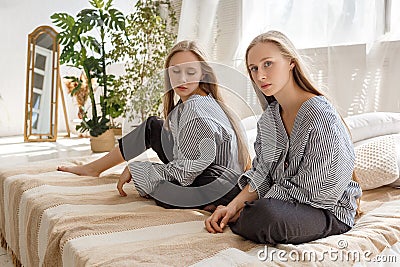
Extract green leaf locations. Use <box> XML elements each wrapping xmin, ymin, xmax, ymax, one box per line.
<box><xmin>77</xmin><ymin>9</ymin><xmax>100</xmax><ymax>32</ymax></box>
<box><xmin>59</xmin><ymin>44</ymin><xmax>77</xmax><ymax>65</ymax></box>
<box><xmin>83</xmin><ymin>56</ymin><xmax>100</xmax><ymax>72</ymax></box>
<box><xmin>89</xmin><ymin>0</ymin><xmax>104</xmax><ymax>9</ymax></box>
<box><xmin>104</xmin><ymin>9</ymin><xmax>125</xmax><ymax>31</ymax></box>
<box><xmin>88</xmin><ymin>116</ymin><xmax>110</xmax><ymax>136</ymax></box>
<box><xmin>104</xmin><ymin>0</ymin><xmax>113</xmax><ymax>10</ymax></box>
<box><xmin>82</xmin><ymin>36</ymin><xmax>101</xmax><ymax>54</ymax></box>
<box><xmin>51</xmin><ymin>13</ymin><xmax>75</xmax><ymax>30</ymax></box>
<box><xmin>64</xmin><ymin>76</ymin><xmax>79</xmax><ymax>81</ymax></box>
<box><xmin>70</xmin><ymin>82</ymin><xmax>83</xmax><ymax>96</ymax></box>
<box><xmin>57</xmin><ymin>31</ymin><xmax>75</xmax><ymax>46</ymax></box>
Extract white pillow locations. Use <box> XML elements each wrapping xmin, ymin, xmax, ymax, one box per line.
<box><xmin>388</xmin><ymin>134</ymin><xmax>400</xmax><ymax>188</ymax></box>
<box><xmin>241</xmin><ymin>115</ymin><xmax>260</xmax><ymax>159</ymax></box>
<box><xmin>245</xmin><ymin>128</ymin><xmax>257</xmax><ymax>159</ymax></box>
<box><xmin>344</xmin><ymin>112</ymin><xmax>400</xmax><ymax>143</ymax></box>
<box><xmin>354</xmin><ymin>134</ymin><xmax>400</xmax><ymax>190</ymax></box>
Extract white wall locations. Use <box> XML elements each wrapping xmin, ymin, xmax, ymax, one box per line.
<box><xmin>0</xmin><ymin>0</ymin><xmax>134</xmax><ymax>137</ymax></box>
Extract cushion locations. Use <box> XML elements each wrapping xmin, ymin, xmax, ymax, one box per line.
<box><xmin>245</xmin><ymin>128</ymin><xmax>257</xmax><ymax>159</ymax></box>
<box><xmin>241</xmin><ymin>115</ymin><xmax>260</xmax><ymax>159</ymax></box>
<box><xmin>354</xmin><ymin>134</ymin><xmax>400</xmax><ymax>190</ymax></box>
<box><xmin>388</xmin><ymin>134</ymin><xmax>400</xmax><ymax>188</ymax></box>
<box><xmin>344</xmin><ymin>112</ymin><xmax>400</xmax><ymax>143</ymax></box>
<box><xmin>240</xmin><ymin>115</ymin><xmax>260</xmax><ymax>131</ymax></box>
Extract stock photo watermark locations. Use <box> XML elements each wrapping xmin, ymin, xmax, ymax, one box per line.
<box><xmin>257</xmin><ymin>239</ymin><xmax>398</xmax><ymax>263</ymax></box>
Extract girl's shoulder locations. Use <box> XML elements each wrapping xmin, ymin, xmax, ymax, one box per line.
<box><xmin>182</xmin><ymin>94</ymin><xmax>220</xmax><ymax>114</ymax></box>
<box><xmin>181</xmin><ymin>94</ymin><xmax>232</xmax><ymax>128</ymax></box>
<box><xmin>301</xmin><ymin>96</ymin><xmax>346</xmax><ymax>132</ymax></box>
<box><xmin>307</xmin><ymin>96</ymin><xmax>339</xmax><ymax>120</ymax></box>
<box><xmin>184</xmin><ymin>94</ymin><xmax>216</xmax><ymax>105</ymax></box>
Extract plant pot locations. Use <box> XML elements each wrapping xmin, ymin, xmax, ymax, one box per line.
<box><xmin>90</xmin><ymin>129</ymin><xmax>115</xmax><ymax>153</ymax></box>
<box><xmin>112</xmin><ymin>127</ymin><xmax>122</xmax><ymax>137</ymax></box>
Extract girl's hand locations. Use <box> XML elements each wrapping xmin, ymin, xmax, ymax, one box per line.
<box><xmin>205</xmin><ymin>184</ymin><xmax>256</xmax><ymax>233</ymax></box>
<box><xmin>117</xmin><ymin>166</ymin><xmax>132</xmax><ymax>196</ymax></box>
<box><xmin>204</xmin><ymin>205</ymin><xmax>241</xmax><ymax>233</ymax></box>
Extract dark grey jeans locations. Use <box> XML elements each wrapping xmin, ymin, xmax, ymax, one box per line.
<box><xmin>118</xmin><ymin>116</ymin><xmax>173</xmax><ymax>164</ymax></box>
<box><xmin>230</xmin><ymin>198</ymin><xmax>351</xmax><ymax>245</ymax></box>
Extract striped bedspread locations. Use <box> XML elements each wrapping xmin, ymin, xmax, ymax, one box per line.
<box><xmin>1</xmin><ymin>156</ymin><xmax>400</xmax><ymax>267</ymax></box>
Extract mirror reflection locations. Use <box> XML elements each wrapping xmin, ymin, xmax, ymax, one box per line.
<box><xmin>24</xmin><ymin>25</ymin><xmax>60</xmax><ymax>141</ymax></box>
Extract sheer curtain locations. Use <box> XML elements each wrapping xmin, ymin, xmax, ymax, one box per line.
<box><xmin>177</xmin><ymin>0</ymin><xmax>400</xmax><ymax>116</ymax></box>
<box><xmin>177</xmin><ymin>0</ymin><xmax>241</xmax><ymax>64</ymax></box>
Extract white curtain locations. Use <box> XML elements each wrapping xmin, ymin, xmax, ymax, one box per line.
<box><xmin>178</xmin><ymin>0</ymin><xmax>219</xmax><ymax>53</ymax></box>
<box><xmin>177</xmin><ymin>0</ymin><xmax>242</xmax><ymax>64</ymax></box>
<box><xmin>177</xmin><ymin>0</ymin><xmax>400</xmax><ymax>116</ymax></box>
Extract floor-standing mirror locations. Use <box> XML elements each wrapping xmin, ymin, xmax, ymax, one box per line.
<box><xmin>24</xmin><ymin>25</ymin><xmax>69</xmax><ymax>142</ymax></box>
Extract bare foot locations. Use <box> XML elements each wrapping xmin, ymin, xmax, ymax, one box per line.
<box><xmin>57</xmin><ymin>165</ymin><xmax>101</xmax><ymax>177</ymax></box>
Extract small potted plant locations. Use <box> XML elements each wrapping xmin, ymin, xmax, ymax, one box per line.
<box><xmin>51</xmin><ymin>0</ymin><xmax>125</xmax><ymax>152</ymax></box>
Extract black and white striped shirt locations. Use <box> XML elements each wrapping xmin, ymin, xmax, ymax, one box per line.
<box><xmin>129</xmin><ymin>94</ymin><xmax>240</xmax><ymax>196</ymax></box>
<box><xmin>239</xmin><ymin>96</ymin><xmax>362</xmax><ymax>227</ymax></box>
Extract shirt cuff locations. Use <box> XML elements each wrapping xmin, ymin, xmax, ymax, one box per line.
<box><xmin>238</xmin><ymin>173</ymin><xmax>264</xmax><ymax>199</ymax></box>
<box><xmin>127</xmin><ymin>161</ymin><xmax>152</xmax><ymax>196</ymax></box>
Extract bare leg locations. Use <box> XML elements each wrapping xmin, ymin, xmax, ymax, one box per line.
<box><xmin>57</xmin><ymin>146</ymin><xmax>125</xmax><ymax>177</ymax></box>
<box><xmin>57</xmin><ymin>118</ymin><xmax>166</xmax><ymax>177</ymax></box>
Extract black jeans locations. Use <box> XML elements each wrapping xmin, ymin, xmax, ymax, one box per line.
<box><xmin>230</xmin><ymin>198</ymin><xmax>351</xmax><ymax>245</ymax></box>
<box><xmin>118</xmin><ymin>116</ymin><xmax>241</xmax><ymax>209</ymax></box>
<box><xmin>118</xmin><ymin>116</ymin><xmax>173</xmax><ymax>164</ymax></box>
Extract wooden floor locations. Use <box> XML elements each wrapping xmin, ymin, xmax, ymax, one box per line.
<box><xmin>0</xmin><ymin>134</ymin><xmax>93</xmax><ymax>168</ymax></box>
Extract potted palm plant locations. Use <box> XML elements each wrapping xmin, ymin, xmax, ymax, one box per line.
<box><xmin>51</xmin><ymin>0</ymin><xmax>125</xmax><ymax>152</ymax></box>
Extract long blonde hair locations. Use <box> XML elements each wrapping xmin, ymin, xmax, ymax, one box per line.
<box><xmin>246</xmin><ymin>31</ymin><xmax>362</xmax><ymax>216</ymax></box>
<box><xmin>163</xmin><ymin>40</ymin><xmax>251</xmax><ymax>171</ymax></box>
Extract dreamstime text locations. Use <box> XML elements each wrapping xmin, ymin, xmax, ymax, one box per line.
<box><xmin>257</xmin><ymin>240</ymin><xmax>398</xmax><ymax>263</ymax></box>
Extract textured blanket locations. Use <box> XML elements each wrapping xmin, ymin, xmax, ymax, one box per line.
<box><xmin>1</xmin><ymin>156</ymin><xmax>400</xmax><ymax>266</ymax></box>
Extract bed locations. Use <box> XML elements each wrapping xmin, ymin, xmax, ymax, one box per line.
<box><xmin>1</xmin><ymin>112</ymin><xmax>400</xmax><ymax>267</ymax></box>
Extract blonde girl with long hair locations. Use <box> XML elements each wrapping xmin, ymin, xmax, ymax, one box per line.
<box><xmin>58</xmin><ymin>40</ymin><xmax>250</xmax><ymax>210</ymax></box>
<box><xmin>205</xmin><ymin>31</ymin><xmax>362</xmax><ymax>245</ymax></box>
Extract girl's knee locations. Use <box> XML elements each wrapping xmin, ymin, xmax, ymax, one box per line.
<box><xmin>230</xmin><ymin>198</ymin><xmax>291</xmax><ymax>244</ymax></box>
<box><xmin>247</xmin><ymin>198</ymin><xmax>286</xmax><ymax>221</ymax></box>
<box><xmin>145</xmin><ymin>116</ymin><xmax>160</xmax><ymax>127</ymax></box>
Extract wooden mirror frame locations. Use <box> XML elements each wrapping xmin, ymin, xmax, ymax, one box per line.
<box><xmin>24</xmin><ymin>25</ymin><xmax>66</xmax><ymax>142</ymax></box>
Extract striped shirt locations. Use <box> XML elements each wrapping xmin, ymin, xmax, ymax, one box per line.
<box><xmin>238</xmin><ymin>96</ymin><xmax>362</xmax><ymax>227</ymax></box>
<box><xmin>129</xmin><ymin>94</ymin><xmax>240</xmax><ymax>196</ymax></box>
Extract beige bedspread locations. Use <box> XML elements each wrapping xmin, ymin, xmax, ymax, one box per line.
<box><xmin>1</xmin><ymin>156</ymin><xmax>400</xmax><ymax>267</ymax></box>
